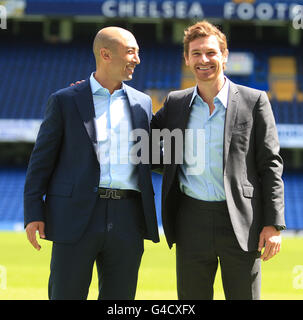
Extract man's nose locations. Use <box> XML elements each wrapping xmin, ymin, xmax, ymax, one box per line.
<box><xmin>134</xmin><ymin>52</ymin><xmax>140</xmax><ymax>65</ymax></box>
<box><xmin>200</xmin><ymin>54</ymin><xmax>209</xmax><ymax>64</ymax></box>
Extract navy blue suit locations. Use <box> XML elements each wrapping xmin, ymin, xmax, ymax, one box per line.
<box><xmin>24</xmin><ymin>79</ymin><xmax>159</xmax><ymax>299</ymax></box>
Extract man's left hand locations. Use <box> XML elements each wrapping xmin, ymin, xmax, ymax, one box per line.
<box><xmin>258</xmin><ymin>226</ymin><xmax>281</xmax><ymax>261</ymax></box>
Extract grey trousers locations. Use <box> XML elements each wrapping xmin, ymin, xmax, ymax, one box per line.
<box><xmin>175</xmin><ymin>193</ymin><xmax>261</xmax><ymax>300</ymax></box>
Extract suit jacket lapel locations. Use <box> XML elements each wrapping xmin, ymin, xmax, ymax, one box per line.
<box><xmin>168</xmin><ymin>87</ymin><xmax>194</xmax><ymax>134</ymax></box>
<box><xmin>170</xmin><ymin>88</ymin><xmax>194</xmax><ymax>176</ymax></box>
<box><xmin>124</xmin><ymin>84</ymin><xmax>141</xmax><ymax>130</ymax></box>
<box><xmin>180</xmin><ymin>89</ymin><xmax>195</xmax><ymax>132</ymax></box>
<box><xmin>223</xmin><ymin>81</ymin><xmax>239</xmax><ymax>172</ymax></box>
<box><xmin>73</xmin><ymin>79</ymin><xmax>99</xmax><ymax>159</ymax></box>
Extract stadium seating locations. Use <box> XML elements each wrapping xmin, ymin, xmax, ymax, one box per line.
<box><xmin>0</xmin><ymin>41</ymin><xmax>182</xmax><ymax>119</ymax></box>
<box><xmin>0</xmin><ymin>168</ymin><xmax>164</xmax><ymax>230</ymax></box>
<box><xmin>0</xmin><ymin>41</ymin><xmax>95</xmax><ymax>119</ymax></box>
<box><xmin>283</xmin><ymin>172</ymin><xmax>303</xmax><ymax>230</ymax></box>
<box><xmin>297</xmin><ymin>54</ymin><xmax>303</xmax><ymax>94</ymax></box>
<box><xmin>0</xmin><ymin>40</ymin><xmax>302</xmax><ymax>230</ymax></box>
<box><xmin>0</xmin><ymin>168</ymin><xmax>26</xmax><ymax>230</ymax></box>
<box><xmin>271</xmin><ymin>100</ymin><xmax>303</xmax><ymax>125</ymax></box>
<box><xmin>0</xmin><ymin>168</ymin><xmax>302</xmax><ymax>231</ymax></box>
<box><xmin>269</xmin><ymin>56</ymin><xmax>297</xmax><ymax>102</ymax></box>
<box><xmin>0</xmin><ymin>39</ymin><xmax>302</xmax><ymax>123</ymax></box>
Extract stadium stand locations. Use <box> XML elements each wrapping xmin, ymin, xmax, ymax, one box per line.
<box><xmin>0</xmin><ymin>27</ymin><xmax>302</xmax><ymax>232</ymax></box>
<box><xmin>271</xmin><ymin>100</ymin><xmax>303</xmax><ymax>125</ymax></box>
<box><xmin>0</xmin><ymin>168</ymin><xmax>26</xmax><ymax>230</ymax></box>
<box><xmin>0</xmin><ymin>41</ymin><xmax>182</xmax><ymax>118</ymax></box>
<box><xmin>0</xmin><ymin>168</ymin><xmax>302</xmax><ymax>231</ymax></box>
<box><xmin>0</xmin><ymin>39</ymin><xmax>302</xmax><ymax>120</ymax></box>
<box><xmin>0</xmin><ymin>167</ymin><xmax>164</xmax><ymax>231</ymax></box>
<box><xmin>269</xmin><ymin>56</ymin><xmax>297</xmax><ymax>101</ymax></box>
<box><xmin>283</xmin><ymin>172</ymin><xmax>303</xmax><ymax>231</ymax></box>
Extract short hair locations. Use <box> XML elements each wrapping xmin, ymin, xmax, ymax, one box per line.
<box><xmin>183</xmin><ymin>20</ymin><xmax>227</xmax><ymax>57</ymax></box>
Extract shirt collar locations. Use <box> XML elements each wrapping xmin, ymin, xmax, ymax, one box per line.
<box><xmin>89</xmin><ymin>72</ymin><xmax>126</xmax><ymax>96</ymax></box>
<box><xmin>190</xmin><ymin>77</ymin><xmax>230</xmax><ymax>109</ymax></box>
<box><xmin>216</xmin><ymin>77</ymin><xmax>230</xmax><ymax>109</ymax></box>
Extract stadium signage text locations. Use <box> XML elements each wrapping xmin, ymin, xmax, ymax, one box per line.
<box><xmin>100</xmin><ymin>1</ymin><xmax>303</xmax><ymax>20</ymax></box>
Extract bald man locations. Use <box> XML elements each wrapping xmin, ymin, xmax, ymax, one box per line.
<box><xmin>24</xmin><ymin>27</ymin><xmax>159</xmax><ymax>300</ymax></box>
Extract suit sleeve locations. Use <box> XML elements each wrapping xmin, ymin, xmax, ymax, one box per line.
<box><xmin>149</xmin><ymin>95</ymin><xmax>170</xmax><ymax>172</ymax></box>
<box><xmin>24</xmin><ymin>93</ymin><xmax>63</xmax><ymax>227</ymax></box>
<box><xmin>150</xmin><ymin>94</ymin><xmax>169</xmax><ymax>131</ymax></box>
<box><xmin>255</xmin><ymin>91</ymin><xmax>285</xmax><ymax>227</ymax></box>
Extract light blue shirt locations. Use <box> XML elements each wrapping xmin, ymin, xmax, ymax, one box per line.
<box><xmin>178</xmin><ymin>78</ymin><xmax>230</xmax><ymax>201</ymax></box>
<box><xmin>90</xmin><ymin>73</ymin><xmax>140</xmax><ymax>191</ymax></box>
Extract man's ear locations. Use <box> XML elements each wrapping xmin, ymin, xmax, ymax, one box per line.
<box><xmin>100</xmin><ymin>48</ymin><xmax>112</xmax><ymax>62</ymax></box>
<box><xmin>223</xmin><ymin>48</ymin><xmax>229</xmax><ymax>64</ymax></box>
<box><xmin>184</xmin><ymin>52</ymin><xmax>189</xmax><ymax>66</ymax></box>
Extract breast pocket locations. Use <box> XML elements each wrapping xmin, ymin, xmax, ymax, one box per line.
<box><xmin>242</xmin><ymin>185</ymin><xmax>259</xmax><ymax>198</ymax></box>
<box><xmin>231</xmin><ymin>121</ymin><xmax>252</xmax><ymax>153</ymax></box>
<box><xmin>232</xmin><ymin>121</ymin><xmax>252</xmax><ymax>133</ymax></box>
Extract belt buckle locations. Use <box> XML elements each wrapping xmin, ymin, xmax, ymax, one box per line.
<box><xmin>99</xmin><ymin>189</ymin><xmax>121</xmax><ymax>200</ymax></box>
<box><xmin>111</xmin><ymin>190</ymin><xmax>121</xmax><ymax>200</ymax></box>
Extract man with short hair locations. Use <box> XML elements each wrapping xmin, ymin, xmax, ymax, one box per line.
<box><xmin>24</xmin><ymin>27</ymin><xmax>159</xmax><ymax>300</ymax></box>
<box><xmin>151</xmin><ymin>20</ymin><xmax>285</xmax><ymax>300</ymax></box>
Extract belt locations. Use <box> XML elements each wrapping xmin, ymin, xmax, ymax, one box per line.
<box><xmin>98</xmin><ymin>188</ymin><xmax>140</xmax><ymax>200</ymax></box>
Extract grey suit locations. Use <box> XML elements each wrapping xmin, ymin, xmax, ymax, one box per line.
<box><xmin>151</xmin><ymin>81</ymin><xmax>285</xmax><ymax>299</ymax></box>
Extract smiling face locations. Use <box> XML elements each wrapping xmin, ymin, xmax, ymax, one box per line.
<box><xmin>109</xmin><ymin>33</ymin><xmax>140</xmax><ymax>83</ymax></box>
<box><xmin>93</xmin><ymin>27</ymin><xmax>141</xmax><ymax>92</ymax></box>
<box><xmin>184</xmin><ymin>35</ymin><xmax>228</xmax><ymax>86</ymax></box>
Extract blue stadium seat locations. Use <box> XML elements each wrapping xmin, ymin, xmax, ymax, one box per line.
<box><xmin>0</xmin><ymin>168</ymin><xmax>26</xmax><ymax>229</ymax></box>
<box><xmin>0</xmin><ymin>41</ymin><xmax>182</xmax><ymax>119</ymax></box>
<box><xmin>0</xmin><ymin>168</ymin><xmax>164</xmax><ymax>231</ymax></box>
<box><xmin>0</xmin><ymin>168</ymin><xmax>302</xmax><ymax>231</ymax></box>
<box><xmin>270</xmin><ymin>100</ymin><xmax>303</xmax><ymax>124</ymax></box>
<box><xmin>283</xmin><ymin>172</ymin><xmax>303</xmax><ymax>230</ymax></box>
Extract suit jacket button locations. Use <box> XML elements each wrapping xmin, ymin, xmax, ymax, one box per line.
<box><xmin>93</xmin><ymin>187</ymin><xmax>98</xmax><ymax>193</ymax></box>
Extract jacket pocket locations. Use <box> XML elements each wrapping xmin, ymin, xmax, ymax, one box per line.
<box><xmin>47</xmin><ymin>182</ymin><xmax>74</xmax><ymax>197</ymax></box>
<box><xmin>242</xmin><ymin>185</ymin><xmax>254</xmax><ymax>198</ymax></box>
<box><xmin>233</xmin><ymin>121</ymin><xmax>252</xmax><ymax>133</ymax></box>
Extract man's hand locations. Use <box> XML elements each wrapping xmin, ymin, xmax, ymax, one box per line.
<box><xmin>70</xmin><ymin>80</ymin><xmax>85</xmax><ymax>86</ymax></box>
<box><xmin>258</xmin><ymin>226</ymin><xmax>281</xmax><ymax>261</ymax></box>
<box><xmin>26</xmin><ymin>221</ymin><xmax>46</xmax><ymax>251</ymax></box>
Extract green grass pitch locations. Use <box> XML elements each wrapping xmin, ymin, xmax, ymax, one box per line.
<box><xmin>0</xmin><ymin>232</ymin><xmax>302</xmax><ymax>300</ymax></box>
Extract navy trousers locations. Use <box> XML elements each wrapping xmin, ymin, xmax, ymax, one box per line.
<box><xmin>48</xmin><ymin>196</ymin><xmax>145</xmax><ymax>300</ymax></box>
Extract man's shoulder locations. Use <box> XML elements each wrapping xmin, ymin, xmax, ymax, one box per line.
<box><xmin>167</xmin><ymin>87</ymin><xmax>195</xmax><ymax>101</ymax></box>
<box><xmin>123</xmin><ymin>83</ymin><xmax>151</xmax><ymax>101</ymax></box>
<box><xmin>51</xmin><ymin>83</ymin><xmax>82</xmax><ymax>99</ymax></box>
<box><xmin>51</xmin><ymin>88</ymin><xmax>70</xmax><ymax>99</ymax></box>
<box><xmin>50</xmin><ymin>78</ymin><xmax>91</xmax><ymax>100</ymax></box>
<box><xmin>231</xmin><ymin>81</ymin><xmax>265</xmax><ymax>100</ymax></box>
